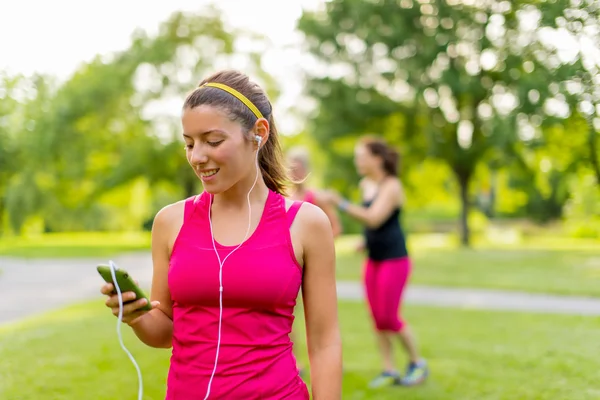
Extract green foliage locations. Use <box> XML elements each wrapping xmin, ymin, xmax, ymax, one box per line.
<box><xmin>297</xmin><ymin>0</ymin><xmax>592</xmax><ymax>245</ymax></box>
<box><xmin>1</xmin><ymin>1</ymin><xmax>599</xmax><ymax>237</ymax></box>
<box><xmin>0</xmin><ymin>8</ymin><xmax>270</xmax><ymax>235</ymax></box>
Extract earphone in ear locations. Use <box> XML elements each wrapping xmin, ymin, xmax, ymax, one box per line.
<box><xmin>255</xmin><ymin>135</ymin><xmax>262</xmax><ymax>146</ymax></box>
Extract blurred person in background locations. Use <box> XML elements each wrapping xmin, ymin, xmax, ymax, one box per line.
<box><xmin>100</xmin><ymin>70</ymin><xmax>342</xmax><ymax>399</ymax></box>
<box><xmin>287</xmin><ymin>146</ymin><xmax>342</xmax><ymax>236</ymax></box>
<box><xmin>322</xmin><ymin>135</ymin><xmax>428</xmax><ymax>388</ymax></box>
<box><xmin>286</xmin><ymin>146</ymin><xmax>343</xmax><ymax>376</ymax></box>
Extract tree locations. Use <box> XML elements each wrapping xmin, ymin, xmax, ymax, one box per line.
<box><xmin>298</xmin><ymin>0</ymin><xmax>584</xmax><ymax>246</ymax></box>
<box><xmin>0</xmin><ymin>74</ymin><xmax>27</xmax><ymax>233</ymax></box>
<box><xmin>1</xmin><ymin>7</ymin><xmax>277</xmax><ymax>234</ymax></box>
<box><xmin>0</xmin><ymin>74</ymin><xmax>57</xmax><ymax>233</ymax></box>
<box><xmin>558</xmin><ymin>0</ymin><xmax>600</xmax><ymax>188</ymax></box>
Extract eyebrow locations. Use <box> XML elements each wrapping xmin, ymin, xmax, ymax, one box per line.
<box><xmin>182</xmin><ymin>129</ymin><xmax>227</xmax><ymax>139</ymax></box>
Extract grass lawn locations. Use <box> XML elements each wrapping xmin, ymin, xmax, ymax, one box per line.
<box><xmin>335</xmin><ymin>234</ymin><xmax>600</xmax><ymax>297</ymax></box>
<box><xmin>0</xmin><ymin>232</ymin><xmax>151</xmax><ymax>258</ymax></box>
<box><xmin>1</xmin><ymin>300</ymin><xmax>599</xmax><ymax>399</ymax></box>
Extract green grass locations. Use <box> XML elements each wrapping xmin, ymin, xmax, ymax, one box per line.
<box><xmin>336</xmin><ymin>234</ymin><xmax>600</xmax><ymax>297</ymax></box>
<box><xmin>0</xmin><ymin>232</ymin><xmax>151</xmax><ymax>258</ymax></box>
<box><xmin>1</xmin><ymin>300</ymin><xmax>600</xmax><ymax>399</ymax></box>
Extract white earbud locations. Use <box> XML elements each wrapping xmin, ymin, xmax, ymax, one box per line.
<box><xmin>255</xmin><ymin>135</ymin><xmax>262</xmax><ymax>146</ymax></box>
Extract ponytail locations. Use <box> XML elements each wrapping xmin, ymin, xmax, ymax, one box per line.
<box><xmin>359</xmin><ymin>136</ymin><xmax>400</xmax><ymax>176</ymax></box>
<box><xmin>258</xmin><ymin>113</ymin><xmax>289</xmax><ymax>195</ymax></box>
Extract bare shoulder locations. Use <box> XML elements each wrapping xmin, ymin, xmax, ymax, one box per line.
<box><xmin>152</xmin><ymin>198</ymin><xmax>189</xmax><ymax>252</ymax></box>
<box><xmin>381</xmin><ymin>176</ymin><xmax>401</xmax><ymax>193</ymax></box>
<box><xmin>378</xmin><ymin>177</ymin><xmax>403</xmax><ymax>206</ymax></box>
<box><xmin>299</xmin><ymin>201</ymin><xmax>332</xmax><ymax>231</ymax></box>
<box><xmin>284</xmin><ymin>198</ymin><xmax>335</xmax><ymax>268</ymax></box>
<box><xmin>285</xmin><ymin>198</ymin><xmax>331</xmax><ymax>231</ymax></box>
<box><xmin>153</xmin><ymin>199</ymin><xmax>186</xmax><ymax>230</ymax></box>
<box><xmin>297</xmin><ymin>202</ymin><xmax>336</xmax><ymax>252</ymax></box>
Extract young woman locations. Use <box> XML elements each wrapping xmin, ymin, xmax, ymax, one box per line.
<box><xmin>287</xmin><ymin>146</ymin><xmax>342</xmax><ymax>238</ymax></box>
<box><xmin>286</xmin><ymin>146</ymin><xmax>342</xmax><ymax>375</ymax></box>
<box><xmin>100</xmin><ymin>70</ymin><xmax>342</xmax><ymax>399</ymax></box>
<box><xmin>322</xmin><ymin>136</ymin><xmax>428</xmax><ymax>388</ymax></box>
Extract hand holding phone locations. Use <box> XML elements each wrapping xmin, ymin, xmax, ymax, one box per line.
<box><xmin>97</xmin><ymin>263</ymin><xmax>159</xmax><ymax>325</ymax></box>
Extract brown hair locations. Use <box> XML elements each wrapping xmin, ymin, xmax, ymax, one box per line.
<box><xmin>183</xmin><ymin>70</ymin><xmax>289</xmax><ymax>195</ymax></box>
<box><xmin>359</xmin><ymin>136</ymin><xmax>400</xmax><ymax>176</ymax></box>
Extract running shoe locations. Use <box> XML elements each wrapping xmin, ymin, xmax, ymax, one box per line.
<box><xmin>400</xmin><ymin>360</ymin><xmax>428</xmax><ymax>386</ymax></box>
<box><xmin>368</xmin><ymin>371</ymin><xmax>401</xmax><ymax>388</ymax></box>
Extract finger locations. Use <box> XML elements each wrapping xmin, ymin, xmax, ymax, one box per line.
<box><xmin>123</xmin><ymin>291</ymin><xmax>138</xmax><ymax>300</ymax></box>
<box><xmin>105</xmin><ymin>291</ymin><xmax>137</xmax><ymax>308</ymax></box>
<box><xmin>111</xmin><ymin>298</ymin><xmax>148</xmax><ymax>317</ymax></box>
<box><xmin>105</xmin><ymin>291</ymin><xmax>136</xmax><ymax>307</ymax></box>
<box><xmin>124</xmin><ymin>298</ymin><xmax>149</xmax><ymax>314</ymax></box>
<box><xmin>100</xmin><ymin>283</ymin><xmax>114</xmax><ymax>295</ymax></box>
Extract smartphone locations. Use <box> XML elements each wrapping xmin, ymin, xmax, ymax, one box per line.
<box><xmin>97</xmin><ymin>263</ymin><xmax>152</xmax><ymax>311</ymax></box>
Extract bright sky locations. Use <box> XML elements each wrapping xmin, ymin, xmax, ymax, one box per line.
<box><xmin>0</xmin><ymin>0</ymin><xmax>322</xmax><ymax>134</ymax></box>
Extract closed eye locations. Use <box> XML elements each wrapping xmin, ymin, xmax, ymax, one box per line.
<box><xmin>207</xmin><ymin>140</ymin><xmax>224</xmax><ymax>147</ymax></box>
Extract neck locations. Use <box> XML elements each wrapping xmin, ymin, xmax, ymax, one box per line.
<box><xmin>213</xmin><ymin>171</ymin><xmax>270</xmax><ymax>209</ymax></box>
<box><xmin>367</xmin><ymin>169</ymin><xmax>388</xmax><ymax>184</ymax></box>
<box><xmin>291</xmin><ymin>182</ymin><xmax>306</xmax><ymax>194</ymax></box>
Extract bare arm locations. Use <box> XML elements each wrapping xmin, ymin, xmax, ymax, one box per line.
<box><xmin>335</xmin><ymin>178</ymin><xmax>402</xmax><ymax>229</ymax></box>
<box><xmin>128</xmin><ymin>203</ymin><xmax>182</xmax><ymax>348</ymax></box>
<box><xmin>299</xmin><ymin>204</ymin><xmax>343</xmax><ymax>399</ymax></box>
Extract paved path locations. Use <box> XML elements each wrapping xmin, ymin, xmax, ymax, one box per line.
<box><xmin>337</xmin><ymin>282</ymin><xmax>600</xmax><ymax>316</ymax></box>
<box><xmin>2</xmin><ymin>252</ymin><xmax>600</xmax><ymax>326</ymax></box>
<box><xmin>0</xmin><ymin>253</ymin><xmax>153</xmax><ymax>326</ymax></box>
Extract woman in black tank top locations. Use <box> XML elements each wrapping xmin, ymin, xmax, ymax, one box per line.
<box><xmin>322</xmin><ymin>136</ymin><xmax>428</xmax><ymax>388</ymax></box>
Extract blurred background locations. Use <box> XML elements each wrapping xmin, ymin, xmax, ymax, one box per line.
<box><xmin>1</xmin><ymin>0</ymin><xmax>600</xmax><ymax>399</ymax></box>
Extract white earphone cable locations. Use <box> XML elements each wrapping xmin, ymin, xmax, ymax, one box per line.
<box><xmin>109</xmin><ymin>260</ymin><xmax>144</xmax><ymax>400</ymax></box>
<box><xmin>203</xmin><ymin>138</ymin><xmax>261</xmax><ymax>400</ymax></box>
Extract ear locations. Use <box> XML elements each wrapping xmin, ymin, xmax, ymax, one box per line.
<box><xmin>252</xmin><ymin>117</ymin><xmax>270</xmax><ymax>148</ymax></box>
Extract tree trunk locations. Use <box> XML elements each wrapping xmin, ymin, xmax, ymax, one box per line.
<box><xmin>488</xmin><ymin>169</ymin><xmax>497</xmax><ymax>218</ymax></box>
<box><xmin>0</xmin><ymin>197</ymin><xmax>4</xmax><ymax>236</ymax></box>
<box><xmin>588</xmin><ymin>121</ymin><xmax>600</xmax><ymax>189</ymax></box>
<box><xmin>456</xmin><ymin>172</ymin><xmax>471</xmax><ymax>247</ymax></box>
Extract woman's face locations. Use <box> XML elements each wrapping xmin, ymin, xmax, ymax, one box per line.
<box><xmin>288</xmin><ymin>157</ymin><xmax>308</xmax><ymax>181</ymax></box>
<box><xmin>182</xmin><ymin>105</ymin><xmax>256</xmax><ymax>194</ymax></box>
<box><xmin>353</xmin><ymin>143</ymin><xmax>380</xmax><ymax>177</ymax></box>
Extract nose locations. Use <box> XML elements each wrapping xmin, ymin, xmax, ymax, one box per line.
<box><xmin>189</xmin><ymin>144</ymin><xmax>209</xmax><ymax>166</ymax></box>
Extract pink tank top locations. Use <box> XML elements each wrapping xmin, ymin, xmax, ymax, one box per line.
<box><xmin>167</xmin><ymin>190</ymin><xmax>309</xmax><ymax>399</ymax></box>
<box><xmin>303</xmin><ymin>190</ymin><xmax>316</xmax><ymax>205</ymax></box>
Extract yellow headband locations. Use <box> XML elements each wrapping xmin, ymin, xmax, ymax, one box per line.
<box><xmin>202</xmin><ymin>82</ymin><xmax>264</xmax><ymax>119</ymax></box>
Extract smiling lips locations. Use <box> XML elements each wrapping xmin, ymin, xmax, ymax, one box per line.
<box><xmin>199</xmin><ymin>168</ymin><xmax>219</xmax><ymax>178</ymax></box>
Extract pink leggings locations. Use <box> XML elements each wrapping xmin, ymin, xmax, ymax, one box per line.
<box><xmin>364</xmin><ymin>257</ymin><xmax>412</xmax><ymax>332</ymax></box>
